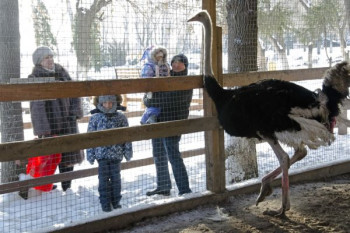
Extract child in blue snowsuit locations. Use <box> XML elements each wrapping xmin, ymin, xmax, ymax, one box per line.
<box><xmin>140</xmin><ymin>46</ymin><xmax>170</xmax><ymax>124</ymax></box>
<box><xmin>87</xmin><ymin>95</ymin><xmax>133</xmax><ymax>212</ymax></box>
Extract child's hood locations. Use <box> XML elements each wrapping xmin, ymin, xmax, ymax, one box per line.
<box><xmin>149</xmin><ymin>46</ymin><xmax>168</xmax><ymax>64</ymax></box>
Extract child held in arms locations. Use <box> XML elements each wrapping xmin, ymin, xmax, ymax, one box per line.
<box><xmin>87</xmin><ymin>95</ymin><xmax>133</xmax><ymax>212</ymax></box>
<box><xmin>140</xmin><ymin>46</ymin><xmax>170</xmax><ymax>124</ymax></box>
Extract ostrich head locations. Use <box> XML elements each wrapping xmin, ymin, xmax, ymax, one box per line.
<box><xmin>187</xmin><ymin>10</ymin><xmax>214</xmax><ymax>77</ymax></box>
<box><xmin>323</xmin><ymin>61</ymin><xmax>350</xmax><ymax>98</ymax></box>
<box><xmin>187</xmin><ymin>10</ymin><xmax>211</xmax><ymax>25</ymax></box>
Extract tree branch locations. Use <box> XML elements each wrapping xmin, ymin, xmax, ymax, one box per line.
<box><xmin>91</xmin><ymin>0</ymin><xmax>111</xmax><ymax>15</ymax></box>
<box><xmin>298</xmin><ymin>0</ymin><xmax>310</xmax><ymax>11</ymax></box>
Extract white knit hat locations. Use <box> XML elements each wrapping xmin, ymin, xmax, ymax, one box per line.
<box><xmin>32</xmin><ymin>46</ymin><xmax>54</xmax><ymax>65</ymax></box>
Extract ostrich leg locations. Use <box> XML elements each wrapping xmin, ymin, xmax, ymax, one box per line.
<box><xmin>261</xmin><ymin>138</ymin><xmax>291</xmax><ymax>217</ymax></box>
<box><xmin>256</xmin><ymin>145</ymin><xmax>307</xmax><ymax>206</ymax></box>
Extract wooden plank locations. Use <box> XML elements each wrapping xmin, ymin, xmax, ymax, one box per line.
<box><xmin>0</xmin><ymin>68</ymin><xmax>330</xmax><ymax>102</ymax></box>
<box><xmin>22</xmin><ymin>107</ymin><xmax>203</xmax><ymax>129</ymax></box>
<box><xmin>124</xmin><ymin>97</ymin><xmax>143</xmax><ymax>102</ymax></box>
<box><xmin>10</xmin><ymin>77</ymin><xmax>55</xmax><ymax>84</ymax></box>
<box><xmin>0</xmin><ymin>117</ymin><xmax>218</xmax><ymax>162</ymax></box>
<box><xmin>23</xmin><ymin>111</ymin><xmax>145</xmax><ymax>129</ymax></box>
<box><xmin>189</xmin><ymin>105</ymin><xmax>203</xmax><ymax>111</ymax></box>
<box><xmin>115</xmin><ymin>69</ymin><xmax>140</xmax><ymax>79</ymax></box>
<box><xmin>0</xmin><ymin>148</ymin><xmax>205</xmax><ymax>195</ymax></box>
<box><xmin>0</xmin><ymin>76</ymin><xmax>202</xmax><ymax>102</ymax></box>
<box><xmin>115</xmin><ymin>67</ymin><xmax>141</xmax><ymax>71</ymax></box>
<box><xmin>191</xmin><ymin>99</ymin><xmax>203</xmax><ymax>104</ymax></box>
<box><xmin>223</xmin><ymin>67</ymin><xmax>328</xmax><ymax>87</ymax></box>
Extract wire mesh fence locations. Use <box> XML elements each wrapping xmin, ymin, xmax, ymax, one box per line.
<box><xmin>0</xmin><ymin>0</ymin><xmax>349</xmax><ymax>232</ymax></box>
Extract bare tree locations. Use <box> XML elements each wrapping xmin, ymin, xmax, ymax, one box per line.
<box><xmin>304</xmin><ymin>0</ymin><xmax>347</xmax><ymax>65</ymax></box>
<box><xmin>225</xmin><ymin>0</ymin><xmax>259</xmax><ymax>183</ymax></box>
<box><xmin>258</xmin><ymin>1</ymin><xmax>292</xmax><ymax>70</ymax></box>
<box><xmin>32</xmin><ymin>0</ymin><xmax>57</xmax><ymax>48</ymax></box>
<box><xmin>72</xmin><ymin>0</ymin><xmax>111</xmax><ymax>79</ymax></box>
<box><xmin>345</xmin><ymin>0</ymin><xmax>350</xmax><ymax>30</ymax></box>
<box><xmin>227</xmin><ymin>0</ymin><xmax>258</xmax><ymax>72</ymax></box>
<box><xmin>345</xmin><ymin>0</ymin><xmax>350</xmax><ymax>62</ymax></box>
<box><xmin>0</xmin><ymin>0</ymin><xmax>25</xmax><ymax>183</ymax></box>
<box><xmin>296</xmin><ymin>0</ymin><xmax>316</xmax><ymax>68</ymax></box>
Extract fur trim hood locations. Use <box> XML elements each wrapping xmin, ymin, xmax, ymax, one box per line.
<box><xmin>149</xmin><ymin>46</ymin><xmax>168</xmax><ymax>64</ymax></box>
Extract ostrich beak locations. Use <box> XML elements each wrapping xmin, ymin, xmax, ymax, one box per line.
<box><xmin>187</xmin><ymin>14</ymin><xmax>199</xmax><ymax>23</ymax></box>
<box><xmin>187</xmin><ymin>17</ymin><xmax>196</xmax><ymax>22</ymax></box>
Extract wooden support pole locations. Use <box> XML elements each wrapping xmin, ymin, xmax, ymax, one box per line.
<box><xmin>202</xmin><ymin>0</ymin><xmax>226</xmax><ymax>194</ymax></box>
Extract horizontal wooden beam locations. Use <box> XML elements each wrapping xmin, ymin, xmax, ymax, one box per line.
<box><xmin>0</xmin><ymin>76</ymin><xmax>202</xmax><ymax>101</ymax></box>
<box><xmin>22</xmin><ymin>108</ymin><xmax>203</xmax><ymax>129</ymax></box>
<box><xmin>0</xmin><ymin>117</ymin><xmax>218</xmax><ymax>162</ymax></box>
<box><xmin>0</xmin><ymin>148</ymin><xmax>205</xmax><ymax>194</ymax></box>
<box><xmin>223</xmin><ymin>67</ymin><xmax>328</xmax><ymax>87</ymax></box>
<box><xmin>1</xmin><ymin>68</ymin><xmax>330</xmax><ymax>102</ymax></box>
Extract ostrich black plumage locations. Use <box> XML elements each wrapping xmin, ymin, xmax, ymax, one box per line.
<box><xmin>188</xmin><ymin>10</ymin><xmax>350</xmax><ymax>217</ymax></box>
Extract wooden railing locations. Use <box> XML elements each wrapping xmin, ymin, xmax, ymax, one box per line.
<box><xmin>22</xmin><ymin>96</ymin><xmax>204</xmax><ymax>129</ymax></box>
<box><xmin>115</xmin><ymin>67</ymin><xmax>141</xmax><ymax>79</ymax></box>
<box><xmin>114</xmin><ymin>67</ymin><xmax>204</xmax><ymax>112</ymax></box>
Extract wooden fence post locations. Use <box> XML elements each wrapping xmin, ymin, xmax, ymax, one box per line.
<box><xmin>202</xmin><ymin>0</ymin><xmax>226</xmax><ymax>194</ymax></box>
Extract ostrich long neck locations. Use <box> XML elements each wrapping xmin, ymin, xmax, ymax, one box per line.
<box><xmin>203</xmin><ymin>16</ymin><xmax>214</xmax><ymax>77</ymax></box>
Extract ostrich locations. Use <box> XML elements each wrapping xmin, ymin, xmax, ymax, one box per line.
<box><xmin>188</xmin><ymin>10</ymin><xmax>350</xmax><ymax>217</ymax></box>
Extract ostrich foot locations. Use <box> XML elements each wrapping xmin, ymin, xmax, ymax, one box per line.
<box><xmin>263</xmin><ymin>208</ymin><xmax>287</xmax><ymax>218</ymax></box>
<box><xmin>256</xmin><ymin>182</ymin><xmax>273</xmax><ymax>205</ymax></box>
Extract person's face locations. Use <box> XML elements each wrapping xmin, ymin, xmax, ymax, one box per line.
<box><xmin>156</xmin><ymin>55</ymin><xmax>163</xmax><ymax>62</ymax></box>
<box><xmin>172</xmin><ymin>61</ymin><xmax>186</xmax><ymax>72</ymax></box>
<box><xmin>40</xmin><ymin>55</ymin><xmax>54</xmax><ymax>70</ymax></box>
<box><xmin>103</xmin><ymin>101</ymin><xmax>114</xmax><ymax>110</ymax></box>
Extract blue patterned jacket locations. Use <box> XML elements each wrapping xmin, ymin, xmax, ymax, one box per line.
<box><xmin>86</xmin><ymin>109</ymin><xmax>133</xmax><ymax>164</ymax></box>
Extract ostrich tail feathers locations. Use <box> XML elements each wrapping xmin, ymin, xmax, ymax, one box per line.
<box><xmin>204</xmin><ymin>75</ymin><xmax>225</xmax><ymax>102</ymax></box>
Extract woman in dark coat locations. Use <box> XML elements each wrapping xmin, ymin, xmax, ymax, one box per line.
<box><xmin>29</xmin><ymin>46</ymin><xmax>84</xmax><ymax>191</ymax></box>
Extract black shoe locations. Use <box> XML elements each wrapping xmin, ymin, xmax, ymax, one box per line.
<box><xmin>113</xmin><ymin>204</ymin><xmax>122</xmax><ymax>209</ymax></box>
<box><xmin>146</xmin><ymin>189</ymin><xmax>170</xmax><ymax>196</ymax></box>
<box><xmin>62</xmin><ymin>181</ymin><xmax>71</xmax><ymax>192</ymax></box>
<box><xmin>102</xmin><ymin>205</ymin><xmax>112</xmax><ymax>212</ymax></box>
<box><xmin>179</xmin><ymin>189</ymin><xmax>192</xmax><ymax>196</ymax></box>
<box><xmin>52</xmin><ymin>185</ymin><xmax>57</xmax><ymax>190</ymax></box>
<box><xmin>19</xmin><ymin>190</ymin><xmax>28</xmax><ymax>200</ymax></box>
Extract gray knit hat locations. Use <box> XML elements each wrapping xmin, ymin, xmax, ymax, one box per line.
<box><xmin>98</xmin><ymin>95</ymin><xmax>117</xmax><ymax>104</ymax></box>
<box><xmin>32</xmin><ymin>46</ymin><xmax>54</xmax><ymax>65</ymax></box>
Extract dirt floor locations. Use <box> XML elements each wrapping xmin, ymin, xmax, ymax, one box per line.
<box><xmin>118</xmin><ymin>173</ymin><xmax>350</xmax><ymax>233</ymax></box>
